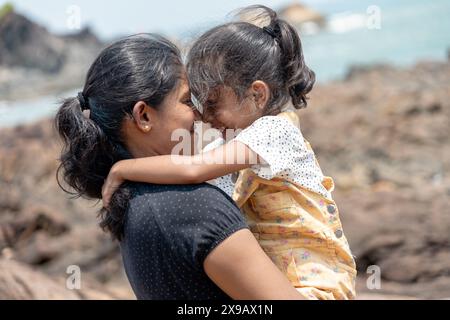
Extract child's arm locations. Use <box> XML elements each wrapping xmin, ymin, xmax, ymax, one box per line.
<box><xmin>101</xmin><ymin>140</ymin><xmax>261</xmax><ymax>207</ymax></box>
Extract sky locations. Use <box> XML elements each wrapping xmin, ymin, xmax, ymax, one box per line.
<box><xmin>1</xmin><ymin>0</ymin><xmax>342</xmax><ymax>39</ymax></box>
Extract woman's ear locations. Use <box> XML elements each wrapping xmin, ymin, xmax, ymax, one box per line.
<box><xmin>132</xmin><ymin>101</ymin><xmax>154</xmax><ymax>133</ymax></box>
<box><xmin>250</xmin><ymin>81</ymin><xmax>270</xmax><ymax>110</ymax></box>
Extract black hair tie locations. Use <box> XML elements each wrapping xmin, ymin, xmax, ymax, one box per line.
<box><xmin>263</xmin><ymin>26</ymin><xmax>277</xmax><ymax>39</ymax></box>
<box><xmin>77</xmin><ymin>92</ymin><xmax>89</xmax><ymax>111</ymax></box>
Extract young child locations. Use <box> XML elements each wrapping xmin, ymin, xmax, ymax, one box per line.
<box><xmin>102</xmin><ymin>6</ymin><xmax>357</xmax><ymax>299</ymax></box>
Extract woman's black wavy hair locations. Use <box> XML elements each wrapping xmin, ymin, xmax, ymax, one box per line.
<box><xmin>55</xmin><ymin>34</ymin><xmax>183</xmax><ymax>240</ymax></box>
<box><xmin>187</xmin><ymin>5</ymin><xmax>315</xmax><ymax>114</ymax></box>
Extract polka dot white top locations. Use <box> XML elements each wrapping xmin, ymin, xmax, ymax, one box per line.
<box><xmin>204</xmin><ymin>116</ymin><xmax>330</xmax><ymax>199</ymax></box>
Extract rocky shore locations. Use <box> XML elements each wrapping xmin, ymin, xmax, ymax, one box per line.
<box><xmin>1</xmin><ymin>58</ymin><xmax>449</xmax><ymax>299</ymax></box>
<box><xmin>0</xmin><ymin>118</ymin><xmax>133</xmax><ymax>299</ymax></box>
<box><xmin>304</xmin><ymin>60</ymin><xmax>450</xmax><ymax>299</ymax></box>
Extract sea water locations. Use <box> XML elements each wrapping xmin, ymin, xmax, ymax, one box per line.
<box><xmin>302</xmin><ymin>0</ymin><xmax>450</xmax><ymax>82</ymax></box>
<box><xmin>1</xmin><ymin>0</ymin><xmax>449</xmax><ymax>127</ymax></box>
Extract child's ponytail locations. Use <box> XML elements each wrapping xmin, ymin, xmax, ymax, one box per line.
<box><xmin>263</xmin><ymin>7</ymin><xmax>316</xmax><ymax>109</ymax></box>
<box><xmin>187</xmin><ymin>5</ymin><xmax>315</xmax><ymax>115</ymax></box>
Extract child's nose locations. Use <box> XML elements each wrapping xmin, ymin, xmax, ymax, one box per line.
<box><xmin>202</xmin><ymin>110</ymin><xmax>215</xmax><ymax>124</ymax></box>
<box><xmin>192</xmin><ymin>109</ymin><xmax>202</xmax><ymax>121</ymax></box>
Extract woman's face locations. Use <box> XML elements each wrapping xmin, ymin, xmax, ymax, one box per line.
<box><xmin>124</xmin><ymin>72</ymin><xmax>200</xmax><ymax>158</ymax></box>
<box><xmin>150</xmin><ymin>77</ymin><xmax>199</xmax><ymax>155</ymax></box>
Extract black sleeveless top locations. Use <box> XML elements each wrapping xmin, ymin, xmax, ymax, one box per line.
<box><xmin>120</xmin><ymin>182</ymin><xmax>248</xmax><ymax>300</ymax></box>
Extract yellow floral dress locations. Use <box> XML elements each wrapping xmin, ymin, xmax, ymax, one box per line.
<box><xmin>208</xmin><ymin>110</ymin><xmax>357</xmax><ymax>299</ymax></box>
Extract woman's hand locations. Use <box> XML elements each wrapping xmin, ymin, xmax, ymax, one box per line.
<box><xmin>102</xmin><ymin>161</ymin><xmax>126</xmax><ymax>208</ymax></box>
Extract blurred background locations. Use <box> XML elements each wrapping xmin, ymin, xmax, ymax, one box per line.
<box><xmin>0</xmin><ymin>0</ymin><xmax>449</xmax><ymax>299</ymax></box>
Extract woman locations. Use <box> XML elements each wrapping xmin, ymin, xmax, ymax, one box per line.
<box><xmin>55</xmin><ymin>34</ymin><xmax>304</xmax><ymax>300</ymax></box>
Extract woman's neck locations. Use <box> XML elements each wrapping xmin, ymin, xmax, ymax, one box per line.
<box><xmin>126</xmin><ymin>141</ymin><xmax>159</xmax><ymax>159</ymax></box>
<box><xmin>121</xmin><ymin>118</ymin><xmax>162</xmax><ymax>158</ymax></box>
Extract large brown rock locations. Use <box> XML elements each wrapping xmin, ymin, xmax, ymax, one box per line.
<box><xmin>0</xmin><ymin>258</ymin><xmax>79</xmax><ymax>299</ymax></box>
<box><xmin>0</xmin><ymin>9</ymin><xmax>104</xmax><ymax>100</ymax></box>
<box><xmin>0</xmin><ymin>120</ymin><xmax>134</xmax><ymax>300</ymax></box>
<box><xmin>279</xmin><ymin>3</ymin><xmax>325</xmax><ymax>27</ymax></box>
<box><xmin>0</xmin><ymin>258</ymin><xmax>130</xmax><ymax>300</ymax></box>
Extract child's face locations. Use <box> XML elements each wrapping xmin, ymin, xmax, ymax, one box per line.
<box><xmin>202</xmin><ymin>86</ymin><xmax>263</xmax><ymax>133</ymax></box>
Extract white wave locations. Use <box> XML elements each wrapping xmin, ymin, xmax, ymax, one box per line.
<box><xmin>0</xmin><ymin>101</ymin><xmax>10</xmax><ymax>119</ymax></box>
<box><xmin>0</xmin><ymin>89</ymin><xmax>77</xmax><ymax>128</ymax></box>
<box><xmin>326</xmin><ymin>12</ymin><xmax>367</xmax><ymax>33</ymax></box>
<box><xmin>299</xmin><ymin>22</ymin><xmax>322</xmax><ymax>36</ymax></box>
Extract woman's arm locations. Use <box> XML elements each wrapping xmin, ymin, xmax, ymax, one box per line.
<box><xmin>102</xmin><ymin>140</ymin><xmax>260</xmax><ymax>207</ymax></box>
<box><xmin>204</xmin><ymin>228</ymin><xmax>304</xmax><ymax>300</ymax></box>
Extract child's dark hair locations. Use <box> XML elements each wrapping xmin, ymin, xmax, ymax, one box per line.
<box><xmin>187</xmin><ymin>5</ymin><xmax>315</xmax><ymax>115</ymax></box>
<box><xmin>55</xmin><ymin>34</ymin><xmax>183</xmax><ymax>240</ymax></box>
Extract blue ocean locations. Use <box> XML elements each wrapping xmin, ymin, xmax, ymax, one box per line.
<box><xmin>301</xmin><ymin>0</ymin><xmax>450</xmax><ymax>82</ymax></box>
<box><xmin>1</xmin><ymin>0</ymin><xmax>449</xmax><ymax>127</ymax></box>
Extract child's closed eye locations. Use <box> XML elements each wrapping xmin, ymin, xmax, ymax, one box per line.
<box><xmin>184</xmin><ymin>99</ymin><xmax>195</xmax><ymax>108</ymax></box>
